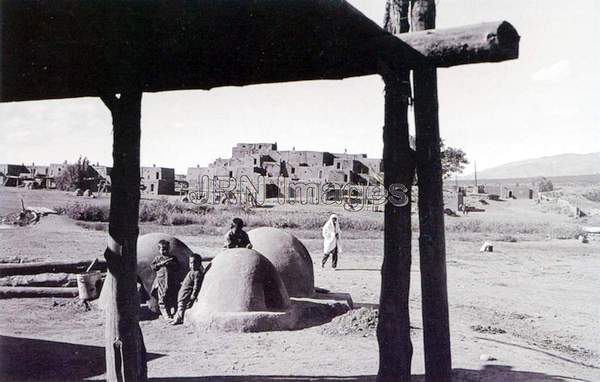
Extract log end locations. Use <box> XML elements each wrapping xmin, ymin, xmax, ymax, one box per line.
<box><xmin>494</xmin><ymin>21</ymin><xmax>520</xmax><ymax>61</ymax></box>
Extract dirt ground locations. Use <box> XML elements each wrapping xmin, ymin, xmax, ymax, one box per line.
<box><xmin>0</xmin><ymin>188</ymin><xmax>599</xmax><ymax>381</ymax></box>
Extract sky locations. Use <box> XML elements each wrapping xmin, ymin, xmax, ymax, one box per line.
<box><xmin>1</xmin><ymin>0</ymin><xmax>599</xmax><ymax>174</ymax></box>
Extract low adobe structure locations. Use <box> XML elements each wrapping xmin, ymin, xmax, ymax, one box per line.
<box><xmin>187</xmin><ymin>248</ymin><xmax>350</xmax><ymax>332</ymax></box>
<box><xmin>98</xmin><ymin>233</ymin><xmax>194</xmax><ymax>313</ymax></box>
<box><xmin>134</xmin><ymin>233</ymin><xmax>194</xmax><ymax>311</ymax></box>
<box><xmin>248</xmin><ymin>227</ymin><xmax>315</xmax><ymax>298</ymax></box>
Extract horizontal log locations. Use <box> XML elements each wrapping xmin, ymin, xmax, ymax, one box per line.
<box><xmin>0</xmin><ymin>256</ymin><xmax>213</xmax><ymax>277</ymax></box>
<box><xmin>379</xmin><ymin>21</ymin><xmax>520</xmax><ymax>68</ymax></box>
<box><xmin>0</xmin><ymin>286</ymin><xmax>79</xmax><ymax>299</ymax></box>
<box><xmin>0</xmin><ymin>259</ymin><xmax>106</xmax><ymax>277</ymax></box>
<box><xmin>0</xmin><ymin>273</ymin><xmax>78</xmax><ymax>287</ymax></box>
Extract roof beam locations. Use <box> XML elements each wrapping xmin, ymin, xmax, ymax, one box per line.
<box><xmin>0</xmin><ymin>0</ymin><xmax>519</xmax><ymax>103</ymax></box>
<box><xmin>378</xmin><ymin>21</ymin><xmax>520</xmax><ymax>68</ymax></box>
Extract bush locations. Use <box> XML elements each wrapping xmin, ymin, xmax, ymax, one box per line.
<box><xmin>139</xmin><ymin>199</ymin><xmax>212</xmax><ymax>225</ymax></box>
<box><xmin>75</xmin><ymin>221</ymin><xmax>108</xmax><ymax>231</ymax></box>
<box><xmin>54</xmin><ymin>198</ymin><xmax>582</xmax><ymax>240</ymax></box>
<box><xmin>56</xmin><ymin>203</ymin><xmax>110</xmax><ymax>222</ymax></box>
<box><xmin>582</xmin><ymin>189</ymin><xmax>600</xmax><ymax>202</ymax></box>
<box><xmin>55</xmin><ymin>156</ymin><xmax>94</xmax><ymax>191</ymax></box>
<box><xmin>497</xmin><ymin>234</ymin><xmax>518</xmax><ymax>242</ymax></box>
<box><xmin>538</xmin><ymin>177</ymin><xmax>554</xmax><ymax>192</ymax></box>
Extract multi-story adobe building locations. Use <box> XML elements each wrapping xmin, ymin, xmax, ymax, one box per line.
<box><xmin>140</xmin><ymin>165</ymin><xmax>176</xmax><ymax>195</ymax></box>
<box><xmin>0</xmin><ymin>163</ymin><xmax>30</xmax><ymax>186</ymax></box>
<box><xmin>186</xmin><ymin>143</ymin><xmax>384</xmax><ymax>202</ymax></box>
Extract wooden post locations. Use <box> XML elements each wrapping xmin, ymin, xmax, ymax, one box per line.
<box><xmin>377</xmin><ymin>2</ymin><xmax>415</xmax><ymax>381</ymax></box>
<box><xmin>101</xmin><ymin>91</ymin><xmax>147</xmax><ymax>382</ymax></box>
<box><xmin>411</xmin><ymin>1</ymin><xmax>452</xmax><ymax>381</ymax></box>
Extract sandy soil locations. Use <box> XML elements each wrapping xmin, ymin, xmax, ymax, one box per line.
<box><xmin>0</xmin><ymin>188</ymin><xmax>599</xmax><ymax>381</ymax></box>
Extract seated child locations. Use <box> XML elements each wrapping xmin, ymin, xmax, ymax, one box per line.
<box><xmin>150</xmin><ymin>239</ymin><xmax>179</xmax><ymax>319</ymax></box>
<box><xmin>171</xmin><ymin>253</ymin><xmax>204</xmax><ymax>325</ymax></box>
<box><xmin>224</xmin><ymin>217</ymin><xmax>253</xmax><ymax>249</ymax></box>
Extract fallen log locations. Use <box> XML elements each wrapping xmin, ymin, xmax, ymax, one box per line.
<box><xmin>0</xmin><ymin>259</ymin><xmax>107</xmax><ymax>277</ymax></box>
<box><xmin>0</xmin><ymin>273</ymin><xmax>79</xmax><ymax>287</ymax></box>
<box><xmin>0</xmin><ymin>286</ymin><xmax>79</xmax><ymax>298</ymax></box>
<box><xmin>0</xmin><ymin>255</ymin><xmax>213</xmax><ymax>278</ymax></box>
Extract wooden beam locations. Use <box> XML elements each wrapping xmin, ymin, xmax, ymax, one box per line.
<box><xmin>102</xmin><ymin>91</ymin><xmax>147</xmax><ymax>381</ymax></box>
<box><xmin>0</xmin><ymin>0</ymin><xmax>397</xmax><ymax>102</ymax></box>
<box><xmin>0</xmin><ymin>273</ymin><xmax>79</xmax><ymax>288</ymax></box>
<box><xmin>1</xmin><ymin>0</ymin><xmax>519</xmax><ymax>103</ymax></box>
<box><xmin>411</xmin><ymin>1</ymin><xmax>452</xmax><ymax>381</ymax></box>
<box><xmin>377</xmin><ymin>2</ymin><xmax>414</xmax><ymax>381</ymax></box>
<box><xmin>0</xmin><ymin>286</ymin><xmax>79</xmax><ymax>298</ymax></box>
<box><xmin>378</xmin><ymin>20</ymin><xmax>520</xmax><ymax>68</ymax></box>
<box><xmin>0</xmin><ymin>259</ymin><xmax>106</xmax><ymax>277</ymax></box>
<box><xmin>0</xmin><ymin>255</ymin><xmax>212</xmax><ymax>278</ymax></box>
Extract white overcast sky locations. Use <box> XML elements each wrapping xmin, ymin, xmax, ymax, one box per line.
<box><xmin>1</xmin><ymin>0</ymin><xmax>599</xmax><ymax>174</ymax></box>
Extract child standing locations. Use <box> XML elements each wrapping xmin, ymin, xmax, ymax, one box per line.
<box><xmin>150</xmin><ymin>240</ymin><xmax>179</xmax><ymax>319</ymax></box>
<box><xmin>171</xmin><ymin>253</ymin><xmax>204</xmax><ymax>325</ymax></box>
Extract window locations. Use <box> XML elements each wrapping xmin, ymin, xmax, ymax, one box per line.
<box><xmin>337</xmin><ymin>163</ymin><xmax>341</xmax><ymax>169</ymax></box>
<box><xmin>229</xmin><ymin>171</ymin><xmax>233</xmax><ymax>178</ymax></box>
<box><xmin>150</xmin><ymin>184</ymin><xmax>154</xmax><ymax>192</ymax></box>
<box><xmin>291</xmin><ymin>168</ymin><xmax>295</xmax><ymax>174</ymax></box>
<box><xmin>343</xmin><ymin>175</ymin><xmax>348</xmax><ymax>182</ymax></box>
<box><xmin>254</xmin><ymin>158</ymin><xmax>257</xmax><ymax>165</ymax></box>
<box><xmin>156</xmin><ymin>172</ymin><xmax>159</xmax><ymax>180</ymax></box>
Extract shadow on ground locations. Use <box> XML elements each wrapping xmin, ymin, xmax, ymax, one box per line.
<box><xmin>140</xmin><ymin>304</ymin><xmax>160</xmax><ymax>321</ymax></box>
<box><xmin>0</xmin><ymin>335</ymin><xmax>591</xmax><ymax>382</ymax></box>
<box><xmin>149</xmin><ymin>365</ymin><xmax>591</xmax><ymax>382</ymax></box>
<box><xmin>332</xmin><ymin>268</ymin><xmax>380</xmax><ymax>272</ymax></box>
<box><xmin>0</xmin><ymin>335</ymin><xmax>163</xmax><ymax>381</ymax></box>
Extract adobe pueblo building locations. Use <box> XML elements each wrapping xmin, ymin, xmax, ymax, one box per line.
<box><xmin>187</xmin><ymin>143</ymin><xmax>384</xmax><ymax>203</ymax></box>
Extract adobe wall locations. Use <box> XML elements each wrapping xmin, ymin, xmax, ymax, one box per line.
<box><xmin>185</xmin><ymin>143</ymin><xmax>383</xmax><ymax>193</ymax></box>
<box><xmin>232</xmin><ymin>143</ymin><xmax>278</xmax><ymax>158</ymax></box>
<box><xmin>0</xmin><ymin>164</ymin><xmax>30</xmax><ymax>177</ymax></box>
<box><xmin>142</xmin><ymin>179</ymin><xmax>175</xmax><ymax>195</ymax></box>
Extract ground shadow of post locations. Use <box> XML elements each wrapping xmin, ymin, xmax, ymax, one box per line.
<box><xmin>148</xmin><ymin>365</ymin><xmax>592</xmax><ymax>382</ymax></box>
<box><xmin>0</xmin><ymin>335</ymin><xmax>163</xmax><ymax>381</ymax></box>
<box><xmin>0</xmin><ymin>335</ymin><xmax>591</xmax><ymax>382</ymax></box>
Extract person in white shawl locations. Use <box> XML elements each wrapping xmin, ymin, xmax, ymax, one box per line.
<box><xmin>321</xmin><ymin>214</ymin><xmax>342</xmax><ymax>268</ymax></box>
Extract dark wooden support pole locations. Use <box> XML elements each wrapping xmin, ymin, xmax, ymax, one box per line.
<box><xmin>101</xmin><ymin>91</ymin><xmax>147</xmax><ymax>382</ymax></box>
<box><xmin>412</xmin><ymin>1</ymin><xmax>452</xmax><ymax>381</ymax></box>
<box><xmin>377</xmin><ymin>2</ymin><xmax>415</xmax><ymax>381</ymax></box>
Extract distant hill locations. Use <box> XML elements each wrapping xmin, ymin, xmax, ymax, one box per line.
<box><xmin>459</xmin><ymin>152</ymin><xmax>600</xmax><ymax>180</ymax></box>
